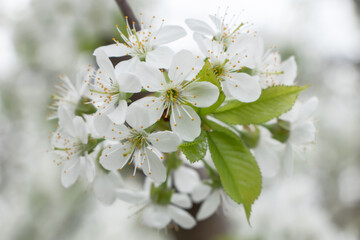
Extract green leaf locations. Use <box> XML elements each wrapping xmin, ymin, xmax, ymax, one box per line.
<box><xmin>196</xmin><ymin>59</ymin><xmax>225</xmax><ymax>115</ymax></box>
<box><xmin>206</xmin><ymin>121</ymin><xmax>262</xmax><ymax>223</ymax></box>
<box><xmin>178</xmin><ymin>131</ymin><xmax>207</xmax><ymax>163</ymax></box>
<box><xmin>213</xmin><ymin>85</ymin><xmax>308</xmax><ymax>125</ymax></box>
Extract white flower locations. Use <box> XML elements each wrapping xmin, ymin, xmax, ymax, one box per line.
<box><xmin>94</xmin><ymin>15</ymin><xmax>186</xmax><ymax>69</ymax></box>
<box><xmin>90</xmin><ymin>50</ymin><xmax>141</xmax><ymax>124</ymax></box>
<box><xmin>51</xmin><ymin>107</ymin><xmax>95</xmax><ymax>187</ymax></box>
<box><xmin>191</xmin><ymin>182</ymin><xmax>238</xmax><ymax>221</ymax></box>
<box><xmin>134</xmin><ymin>50</ymin><xmax>219</xmax><ymax>141</ymax></box>
<box><xmin>95</xmin><ymin>103</ymin><xmax>181</xmax><ymax>183</ymax></box>
<box><xmin>117</xmin><ymin>179</ymin><xmax>196</xmax><ymax>230</ymax></box>
<box><xmin>202</xmin><ymin>40</ymin><xmax>261</xmax><ymax>102</ymax></box>
<box><xmin>279</xmin><ymin>97</ymin><xmax>318</xmax><ymax>174</ymax></box>
<box><xmin>93</xmin><ymin>170</ymin><xmax>125</xmax><ymax>205</ymax></box>
<box><xmin>253</xmin><ymin>126</ymin><xmax>284</xmax><ymax>178</ymax></box>
<box><xmin>238</xmin><ymin>36</ymin><xmax>298</xmax><ymax>88</ymax></box>
<box><xmin>48</xmin><ymin>68</ymin><xmax>91</xmax><ymax>119</ymax></box>
<box><xmin>186</xmin><ymin>10</ymin><xmax>252</xmax><ymax>46</ymax></box>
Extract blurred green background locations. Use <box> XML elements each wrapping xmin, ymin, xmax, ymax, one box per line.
<box><xmin>0</xmin><ymin>0</ymin><xmax>359</xmax><ymax>239</ymax></box>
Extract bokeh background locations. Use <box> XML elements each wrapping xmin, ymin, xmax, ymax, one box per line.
<box><xmin>1</xmin><ymin>0</ymin><xmax>360</xmax><ymax>239</ymax></box>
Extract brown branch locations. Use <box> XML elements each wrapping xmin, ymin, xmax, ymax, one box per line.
<box><xmin>114</xmin><ymin>0</ymin><xmax>140</xmax><ymax>31</ymax></box>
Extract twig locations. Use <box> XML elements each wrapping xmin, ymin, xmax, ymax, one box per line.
<box><xmin>114</xmin><ymin>0</ymin><xmax>140</xmax><ymax>31</ymax></box>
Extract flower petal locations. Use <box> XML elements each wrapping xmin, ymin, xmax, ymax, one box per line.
<box><xmin>147</xmin><ymin>131</ymin><xmax>181</xmax><ymax>152</ymax></box>
<box><xmin>100</xmin><ymin>143</ymin><xmax>132</xmax><ymax>171</ymax></box>
<box><xmin>174</xmin><ymin>166</ymin><xmax>201</xmax><ymax>193</ymax></box>
<box><xmin>295</xmin><ymin>97</ymin><xmax>318</xmax><ymax>125</ymax></box>
<box><xmin>61</xmin><ymin>158</ymin><xmax>80</xmax><ymax>188</ymax></box>
<box><xmin>93</xmin><ymin>171</ymin><xmax>124</xmax><ymax>205</ymax></box>
<box><xmin>193</xmin><ymin>32</ymin><xmax>212</xmax><ymax>56</ymax></box>
<box><xmin>182</xmin><ymin>81</ymin><xmax>219</xmax><ymax>107</ymax></box>
<box><xmin>126</xmin><ymin>102</ymin><xmax>152</xmax><ymax>130</ymax></box>
<box><xmin>93</xmin><ymin>115</ymin><xmax>130</xmax><ymax>141</ymax></box>
<box><xmin>196</xmin><ymin>190</ymin><xmax>221</xmax><ymax>221</ymax></box>
<box><xmin>185</xmin><ymin>19</ymin><xmax>215</xmax><ymax>36</ymax></box>
<box><xmin>283</xmin><ymin>143</ymin><xmax>294</xmax><ymax>175</ymax></box>
<box><xmin>224</xmin><ymin>73</ymin><xmax>261</xmax><ymax>102</ymax></box>
<box><xmin>132</xmin><ymin>97</ymin><xmax>164</xmax><ymax>126</ymax></box>
<box><xmin>279</xmin><ymin>56</ymin><xmax>297</xmax><ymax>85</ymax></box>
<box><xmin>191</xmin><ymin>183</ymin><xmax>212</xmax><ymax>202</ymax></box>
<box><xmin>95</xmin><ymin>50</ymin><xmax>116</xmax><ymax>82</ymax></box>
<box><xmin>107</xmin><ymin>100</ymin><xmax>127</xmax><ymax>125</ymax></box>
<box><xmin>93</xmin><ymin>43</ymin><xmax>130</xmax><ymax>57</ymax></box>
<box><xmin>146</xmin><ymin>46</ymin><xmax>174</xmax><ymax>69</ymax></box>
<box><xmin>142</xmin><ymin>205</ymin><xmax>171</xmax><ymax>229</ymax></box>
<box><xmin>170</xmin><ymin>193</ymin><xmax>192</xmax><ymax>209</ymax></box>
<box><xmin>170</xmin><ymin>105</ymin><xmax>201</xmax><ymax>141</ymax></box>
<box><xmin>168</xmin><ymin>205</ymin><xmax>196</xmax><ymax>229</ymax></box>
<box><xmin>116</xmin><ymin>72</ymin><xmax>142</xmax><ymax>93</ymax></box>
<box><xmin>290</xmin><ymin>121</ymin><xmax>316</xmax><ymax>145</ymax></box>
<box><xmin>142</xmin><ymin>148</ymin><xmax>166</xmax><ymax>183</ymax></box>
<box><xmin>116</xmin><ymin>188</ymin><xmax>148</xmax><ymax>204</ymax></box>
<box><xmin>58</xmin><ymin>106</ymin><xmax>75</xmax><ymax>135</ymax></box>
<box><xmin>135</xmin><ymin>62</ymin><xmax>166</xmax><ymax>91</ymax></box>
<box><xmin>84</xmin><ymin>154</ymin><xmax>95</xmax><ymax>182</ymax></box>
<box><xmin>169</xmin><ymin>50</ymin><xmax>196</xmax><ymax>84</ymax></box>
<box><xmin>153</xmin><ymin>25</ymin><xmax>186</xmax><ymax>45</ymax></box>
<box><xmin>73</xmin><ymin>116</ymin><xmax>88</xmax><ymax>144</ymax></box>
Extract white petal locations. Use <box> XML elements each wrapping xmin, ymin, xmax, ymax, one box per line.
<box><xmin>170</xmin><ymin>105</ymin><xmax>201</xmax><ymax>141</ymax></box>
<box><xmin>95</xmin><ymin>50</ymin><xmax>116</xmax><ymax>82</ymax></box>
<box><xmin>114</xmin><ymin>57</ymin><xmax>138</xmax><ymax>73</ymax></box>
<box><xmin>191</xmin><ymin>183</ymin><xmax>212</xmax><ymax>202</ymax></box>
<box><xmin>254</xmin><ymin>144</ymin><xmax>280</xmax><ymax>178</ymax></box>
<box><xmin>58</xmin><ymin>106</ymin><xmax>75</xmax><ymax>135</ymax></box>
<box><xmin>283</xmin><ymin>143</ymin><xmax>294</xmax><ymax>175</ymax></box>
<box><xmin>142</xmin><ymin>205</ymin><xmax>171</xmax><ymax>229</ymax></box>
<box><xmin>132</xmin><ymin>97</ymin><xmax>164</xmax><ymax>126</ymax></box>
<box><xmin>73</xmin><ymin>116</ymin><xmax>88</xmax><ymax>144</ymax></box>
<box><xmin>93</xmin><ymin>43</ymin><xmax>130</xmax><ymax>57</ymax></box>
<box><xmin>174</xmin><ymin>166</ymin><xmax>201</xmax><ymax>193</ymax></box>
<box><xmin>116</xmin><ymin>72</ymin><xmax>142</xmax><ymax>93</ymax></box>
<box><xmin>185</xmin><ymin>19</ymin><xmax>215</xmax><ymax>36</ymax></box>
<box><xmin>182</xmin><ymin>81</ymin><xmax>219</xmax><ymax>107</ymax></box>
<box><xmin>93</xmin><ymin>171</ymin><xmax>122</xmax><ymax>205</ymax></box>
<box><xmin>196</xmin><ymin>190</ymin><xmax>221</xmax><ymax>221</ymax></box>
<box><xmin>126</xmin><ymin>102</ymin><xmax>152</xmax><ymax>130</ymax></box>
<box><xmin>290</xmin><ymin>121</ymin><xmax>316</xmax><ymax>145</ymax></box>
<box><xmin>61</xmin><ymin>158</ymin><xmax>81</xmax><ymax>188</ymax></box>
<box><xmin>168</xmin><ymin>205</ymin><xmax>196</xmax><ymax>229</ymax></box>
<box><xmin>100</xmin><ymin>143</ymin><xmax>132</xmax><ymax>171</ymax></box>
<box><xmin>224</xmin><ymin>73</ymin><xmax>261</xmax><ymax>102</ymax></box>
<box><xmin>147</xmin><ymin>131</ymin><xmax>181</xmax><ymax>152</ymax></box>
<box><xmin>116</xmin><ymin>188</ymin><xmax>148</xmax><ymax>204</ymax></box>
<box><xmin>193</xmin><ymin>32</ymin><xmax>212</xmax><ymax>56</ymax></box>
<box><xmin>142</xmin><ymin>148</ymin><xmax>166</xmax><ymax>183</ymax></box>
<box><xmin>153</xmin><ymin>25</ymin><xmax>186</xmax><ymax>45</ymax></box>
<box><xmin>146</xmin><ymin>46</ymin><xmax>174</xmax><ymax>69</ymax></box>
<box><xmin>295</xmin><ymin>97</ymin><xmax>318</xmax><ymax>125</ymax></box>
<box><xmin>169</xmin><ymin>50</ymin><xmax>196</xmax><ymax>84</ymax></box>
<box><xmin>84</xmin><ymin>155</ymin><xmax>95</xmax><ymax>182</ymax></box>
<box><xmin>93</xmin><ymin>115</ymin><xmax>130</xmax><ymax>141</ymax></box>
<box><xmin>107</xmin><ymin>100</ymin><xmax>127</xmax><ymax>125</ymax></box>
<box><xmin>135</xmin><ymin>62</ymin><xmax>166</xmax><ymax>91</ymax></box>
<box><xmin>279</xmin><ymin>56</ymin><xmax>297</xmax><ymax>85</ymax></box>
<box><xmin>209</xmin><ymin>15</ymin><xmax>221</xmax><ymax>31</ymax></box>
<box><xmin>170</xmin><ymin>193</ymin><xmax>192</xmax><ymax>209</ymax></box>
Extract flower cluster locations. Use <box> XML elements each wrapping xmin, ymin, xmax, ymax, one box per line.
<box><xmin>49</xmin><ymin>11</ymin><xmax>317</xmax><ymax>230</ymax></box>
